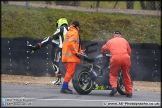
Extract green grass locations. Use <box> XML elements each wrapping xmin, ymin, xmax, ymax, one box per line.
<box><xmin>1</xmin><ymin>4</ymin><xmax>161</xmax><ymax>45</ymax></box>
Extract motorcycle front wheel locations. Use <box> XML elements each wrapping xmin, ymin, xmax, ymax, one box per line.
<box><xmin>72</xmin><ymin>69</ymin><xmax>94</xmax><ymax>95</ymax></box>
<box><xmin>117</xmin><ymin>70</ymin><xmax>133</xmax><ymax>95</ymax></box>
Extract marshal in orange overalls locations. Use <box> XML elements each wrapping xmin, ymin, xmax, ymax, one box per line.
<box><xmin>101</xmin><ymin>33</ymin><xmax>132</xmax><ymax>95</ymax></box>
<box><xmin>61</xmin><ymin>21</ymin><xmax>83</xmax><ymax>93</ymax></box>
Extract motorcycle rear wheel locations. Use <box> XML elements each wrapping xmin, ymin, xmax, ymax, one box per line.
<box><xmin>72</xmin><ymin>69</ymin><xmax>94</xmax><ymax>95</ymax></box>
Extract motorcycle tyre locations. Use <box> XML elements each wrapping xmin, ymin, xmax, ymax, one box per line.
<box><xmin>72</xmin><ymin>68</ymin><xmax>94</xmax><ymax>95</ymax></box>
<box><xmin>117</xmin><ymin>70</ymin><xmax>133</xmax><ymax>95</ymax></box>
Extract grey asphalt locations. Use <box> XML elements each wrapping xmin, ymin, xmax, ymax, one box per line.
<box><xmin>1</xmin><ymin>84</ymin><xmax>161</xmax><ymax>107</ymax></box>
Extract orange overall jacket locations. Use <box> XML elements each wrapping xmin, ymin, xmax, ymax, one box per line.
<box><xmin>101</xmin><ymin>35</ymin><xmax>132</xmax><ymax>94</ymax></box>
<box><xmin>101</xmin><ymin>35</ymin><xmax>131</xmax><ymax>56</ymax></box>
<box><xmin>62</xmin><ymin>26</ymin><xmax>82</xmax><ymax>63</ymax></box>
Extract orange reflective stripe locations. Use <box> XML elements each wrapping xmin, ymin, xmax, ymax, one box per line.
<box><xmin>64</xmin><ymin>39</ymin><xmax>68</xmax><ymax>42</ymax></box>
<box><xmin>71</xmin><ymin>48</ymin><xmax>76</xmax><ymax>51</ymax></box>
<box><xmin>69</xmin><ymin>37</ymin><xmax>76</xmax><ymax>41</ymax></box>
<box><xmin>62</xmin><ymin>52</ymin><xmax>73</xmax><ymax>56</ymax></box>
<box><xmin>65</xmin><ymin>35</ymin><xmax>68</xmax><ymax>39</ymax></box>
<box><xmin>69</xmin><ymin>38</ymin><xmax>79</xmax><ymax>44</ymax></box>
<box><xmin>75</xmin><ymin>41</ymin><xmax>79</xmax><ymax>44</ymax></box>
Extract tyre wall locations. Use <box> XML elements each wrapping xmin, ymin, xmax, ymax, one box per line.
<box><xmin>1</xmin><ymin>37</ymin><xmax>161</xmax><ymax>82</ymax></box>
<box><xmin>1</xmin><ymin>37</ymin><xmax>54</xmax><ymax>77</ymax></box>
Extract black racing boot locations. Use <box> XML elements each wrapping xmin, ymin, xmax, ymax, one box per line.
<box><xmin>126</xmin><ymin>93</ymin><xmax>132</xmax><ymax>98</ymax></box>
<box><xmin>109</xmin><ymin>88</ymin><xmax>117</xmax><ymax>96</ymax></box>
<box><xmin>51</xmin><ymin>64</ymin><xmax>62</xmax><ymax>85</ymax></box>
<box><xmin>67</xmin><ymin>88</ymin><xmax>72</xmax><ymax>91</ymax></box>
<box><xmin>51</xmin><ymin>76</ymin><xmax>62</xmax><ymax>85</ymax></box>
<box><xmin>60</xmin><ymin>89</ymin><xmax>73</xmax><ymax>94</ymax></box>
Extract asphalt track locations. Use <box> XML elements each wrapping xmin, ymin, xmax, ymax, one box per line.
<box><xmin>1</xmin><ymin>84</ymin><xmax>161</xmax><ymax>107</ymax></box>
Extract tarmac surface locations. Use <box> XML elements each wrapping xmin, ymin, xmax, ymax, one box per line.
<box><xmin>1</xmin><ymin>84</ymin><xmax>161</xmax><ymax>107</ymax></box>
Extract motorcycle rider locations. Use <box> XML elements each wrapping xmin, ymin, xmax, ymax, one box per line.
<box><xmin>27</xmin><ymin>18</ymin><xmax>69</xmax><ymax>85</ymax></box>
<box><xmin>101</xmin><ymin>31</ymin><xmax>132</xmax><ymax>98</ymax></box>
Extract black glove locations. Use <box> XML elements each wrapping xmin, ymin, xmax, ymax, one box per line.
<box><xmin>74</xmin><ymin>53</ymin><xmax>81</xmax><ymax>59</ymax></box>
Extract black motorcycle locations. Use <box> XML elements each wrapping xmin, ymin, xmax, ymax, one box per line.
<box><xmin>72</xmin><ymin>53</ymin><xmax>129</xmax><ymax>95</ymax></box>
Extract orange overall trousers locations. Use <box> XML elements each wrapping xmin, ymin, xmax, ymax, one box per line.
<box><xmin>109</xmin><ymin>54</ymin><xmax>132</xmax><ymax>94</ymax></box>
<box><xmin>63</xmin><ymin>62</ymin><xmax>77</xmax><ymax>82</ymax></box>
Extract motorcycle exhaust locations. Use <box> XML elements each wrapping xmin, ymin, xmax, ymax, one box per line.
<box><xmin>89</xmin><ymin>69</ymin><xmax>98</xmax><ymax>81</ymax></box>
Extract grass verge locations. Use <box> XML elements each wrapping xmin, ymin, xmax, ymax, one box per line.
<box><xmin>1</xmin><ymin>4</ymin><xmax>161</xmax><ymax>44</ymax></box>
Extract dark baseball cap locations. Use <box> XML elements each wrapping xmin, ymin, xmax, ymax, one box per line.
<box><xmin>72</xmin><ymin>21</ymin><xmax>80</xmax><ymax>27</ymax></box>
<box><xmin>114</xmin><ymin>31</ymin><xmax>121</xmax><ymax>35</ymax></box>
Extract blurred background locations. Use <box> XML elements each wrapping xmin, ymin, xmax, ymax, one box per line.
<box><xmin>1</xmin><ymin>1</ymin><xmax>161</xmax><ymax>44</ymax></box>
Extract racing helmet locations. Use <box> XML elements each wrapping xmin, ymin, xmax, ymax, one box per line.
<box><xmin>56</xmin><ymin>18</ymin><xmax>68</xmax><ymax>28</ymax></box>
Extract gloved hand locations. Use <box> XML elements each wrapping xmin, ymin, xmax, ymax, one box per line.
<box><xmin>102</xmin><ymin>53</ymin><xmax>106</xmax><ymax>56</ymax></box>
<box><xmin>31</xmin><ymin>50</ymin><xmax>35</xmax><ymax>54</ymax></box>
<box><xmin>27</xmin><ymin>41</ymin><xmax>35</xmax><ymax>54</ymax></box>
<box><xmin>28</xmin><ymin>45</ymin><xmax>35</xmax><ymax>54</ymax></box>
<box><xmin>77</xmin><ymin>52</ymin><xmax>94</xmax><ymax>62</ymax></box>
<box><xmin>80</xmin><ymin>52</ymin><xmax>87</xmax><ymax>56</ymax></box>
<box><xmin>76</xmin><ymin>52</ymin><xmax>88</xmax><ymax>59</ymax></box>
<box><xmin>81</xmin><ymin>49</ymin><xmax>86</xmax><ymax>54</ymax></box>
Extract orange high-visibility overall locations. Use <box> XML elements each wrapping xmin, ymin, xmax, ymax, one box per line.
<box><xmin>62</xmin><ymin>26</ymin><xmax>82</xmax><ymax>82</ymax></box>
<box><xmin>101</xmin><ymin>35</ymin><xmax>132</xmax><ymax>94</ymax></box>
